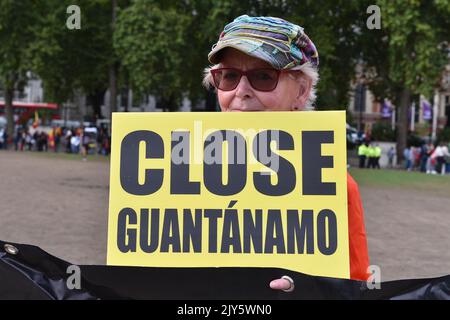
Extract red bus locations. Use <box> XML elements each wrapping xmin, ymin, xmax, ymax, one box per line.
<box><xmin>0</xmin><ymin>101</ymin><xmax>59</xmax><ymax>127</ymax></box>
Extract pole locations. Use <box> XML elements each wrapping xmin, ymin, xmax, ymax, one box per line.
<box><xmin>391</xmin><ymin>107</ymin><xmax>396</xmax><ymax>131</ymax></box>
<box><xmin>109</xmin><ymin>0</ymin><xmax>118</xmax><ymax>136</ymax></box>
<box><xmin>359</xmin><ymin>90</ymin><xmax>362</xmax><ymax>134</ymax></box>
<box><xmin>356</xmin><ymin>83</ymin><xmax>365</xmax><ymax>135</ymax></box>
<box><xmin>432</xmin><ymin>90</ymin><xmax>439</xmax><ymax>142</ymax></box>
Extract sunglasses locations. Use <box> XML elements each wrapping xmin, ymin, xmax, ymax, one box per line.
<box><xmin>210</xmin><ymin>68</ymin><xmax>291</xmax><ymax>92</ymax></box>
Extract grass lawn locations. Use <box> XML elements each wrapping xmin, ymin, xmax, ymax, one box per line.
<box><xmin>349</xmin><ymin>168</ymin><xmax>450</xmax><ymax>195</ymax></box>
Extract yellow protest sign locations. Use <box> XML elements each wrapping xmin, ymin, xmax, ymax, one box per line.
<box><xmin>107</xmin><ymin>111</ymin><xmax>349</xmax><ymax>279</ymax></box>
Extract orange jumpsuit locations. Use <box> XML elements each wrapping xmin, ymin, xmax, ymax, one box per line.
<box><xmin>347</xmin><ymin>173</ymin><xmax>370</xmax><ymax>280</ymax></box>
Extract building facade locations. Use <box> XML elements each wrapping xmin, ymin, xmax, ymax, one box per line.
<box><xmin>348</xmin><ymin>63</ymin><xmax>450</xmax><ymax>140</ymax></box>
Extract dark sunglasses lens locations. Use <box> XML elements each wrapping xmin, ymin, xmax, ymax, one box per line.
<box><xmin>248</xmin><ymin>69</ymin><xmax>279</xmax><ymax>91</ymax></box>
<box><xmin>214</xmin><ymin>69</ymin><xmax>241</xmax><ymax>91</ymax></box>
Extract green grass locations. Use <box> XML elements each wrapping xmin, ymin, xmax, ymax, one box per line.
<box><xmin>349</xmin><ymin>168</ymin><xmax>450</xmax><ymax>194</ymax></box>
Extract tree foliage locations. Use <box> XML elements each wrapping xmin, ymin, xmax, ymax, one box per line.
<box><xmin>1</xmin><ymin>0</ymin><xmax>448</xmax><ymax>136</ymax></box>
<box><xmin>360</xmin><ymin>0</ymin><xmax>450</xmax><ymax>160</ymax></box>
<box><xmin>114</xmin><ymin>0</ymin><xmax>190</xmax><ymax>110</ymax></box>
<box><xmin>27</xmin><ymin>0</ymin><xmax>113</xmax><ymax>118</ymax></box>
<box><xmin>0</xmin><ymin>0</ymin><xmax>39</xmax><ymax>137</ymax></box>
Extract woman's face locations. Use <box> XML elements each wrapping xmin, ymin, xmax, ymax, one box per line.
<box><xmin>217</xmin><ymin>48</ymin><xmax>311</xmax><ymax>112</ymax></box>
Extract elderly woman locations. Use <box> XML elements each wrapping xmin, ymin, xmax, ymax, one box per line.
<box><xmin>203</xmin><ymin>15</ymin><xmax>369</xmax><ymax>291</ymax></box>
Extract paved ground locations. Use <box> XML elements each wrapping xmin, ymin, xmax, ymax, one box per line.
<box><xmin>0</xmin><ymin>151</ymin><xmax>109</xmax><ymax>265</ymax></box>
<box><xmin>0</xmin><ymin>150</ymin><xmax>448</xmax><ymax>281</ymax></box>
<box><xmin>360</xmin><ymin>184</ymin><xmax>450</xmax><ymax>281</ymax></box>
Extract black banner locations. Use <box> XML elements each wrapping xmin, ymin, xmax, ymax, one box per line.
<box><xmin>0</xmin><ymin>240</ymin><xmax>448</xmax><ymax>300</ymax></box>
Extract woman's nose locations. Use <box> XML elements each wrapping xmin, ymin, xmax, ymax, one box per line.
<box><xmin>234</xmin><ymin>75</ymin><xmax>254</xmax><ymax>98</ymax></box>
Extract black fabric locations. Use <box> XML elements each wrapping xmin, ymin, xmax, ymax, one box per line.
<box><xmin>0</xmin><ymin>257</ymin><xmax>50</xmax><ymax>300</ymax></box>
<box><xmin>1</xmin><ymin>240</ymin><xmax>448</xmax><ymax>300</ymax></box>
<box><xmin>0</xmin><ymin>240</ymin><xmax>123</xmax><ymax>300</ymax></box>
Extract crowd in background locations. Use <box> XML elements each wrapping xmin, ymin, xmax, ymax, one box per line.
<box><xmin>403</xmin><ymin>142</ymin><xmax>450</xmax><ymax>175</ymax></box>
<box><xmin>3</xmin><ymin>124</ymin><xmax>450</xmax><ymax>173</ymax></box>
<box><xmin>357</xmin><ymin>140</ymin><xmax>450</xmax><ymax>175</ymax></box>
<box><xmin>0</xmin><ymin>125</ymin><xmax>111</xmax><ymax>157</ymax></box>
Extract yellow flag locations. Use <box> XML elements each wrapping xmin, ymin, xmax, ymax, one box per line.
<box><xmin>32</xmin><ymin>111</ymin><xmax>39</xmax><ymax>128</ymax></box>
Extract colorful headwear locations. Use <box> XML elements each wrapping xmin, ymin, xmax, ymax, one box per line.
<box><xmin>208</xmin><ymin>15</ymin><xmax>319</xmax><ymax>69</ymax></box>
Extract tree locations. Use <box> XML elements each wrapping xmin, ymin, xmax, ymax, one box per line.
<box><xmin>109</xmin><ymin>0</ymin><xmax>119</xmax><ymax>120</ymax></box>
<box><xmin>28</xmin><ymin>0</ymin><xmax>114</xmax><ymax>120</ymax></box>
<box><xmin>0</xmin><ymin>0</ymin><xmax>39</xmax><ymax>141</ymax></box>
<box><xmin>360</xmin><ymin>0</ymin><xmax>450</xmax><ymax>161</ymax></box>
<box><xmin>114</xmin><ymin>0</ymin><xmax>190</xmax><ymax>111</ymax></box>
<box><xmin>281</xmin><ymin>0</ymin><xmax>370</xmax><ymax>110</ymax></box>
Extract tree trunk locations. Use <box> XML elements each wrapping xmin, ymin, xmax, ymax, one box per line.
<box><xmin>168</xmin><ymin>94</ymin><xmax>178</xmax><ymax>112</ymax></box>
<box><xmin>89</xmin><ymin>89</ymin><xmax>106</xmax><ymax>120</ymax></box>
<box><xmin>396</xmin><ymin>87</ymin><xmax>411</xmax><ymax>163</ymax></box>
<box><xmin>4</xmin><ymin>84</ymin><xmax>15</xmax><ymax>148</ymax></box>
<box><xmin>109</xmin><ymin>0</ymin><xmax>118</xmax><ymax>122</ymax></box>
<box><xmin>109</xmin><ymin>63</ymin><xmax>118</xmax><ymax>115</ymax></box>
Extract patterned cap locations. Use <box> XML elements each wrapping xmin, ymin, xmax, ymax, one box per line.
<box><xmin>208</xmin><ymin>15</ymin><xmax>319</xmax><ymax>69</ymax></box>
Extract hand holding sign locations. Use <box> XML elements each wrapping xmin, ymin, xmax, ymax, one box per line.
<box><xmin>270</xmin><ymin>276</ymin><xmax>294</xmax><ymax>292</ymax></box>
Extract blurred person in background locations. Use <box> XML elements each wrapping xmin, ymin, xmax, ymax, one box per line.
<box><xmin>431</xmin><ymin>142</ymin><xmax>450</xmax><ymax>175</ymax></box>
<box><xmin>374</xmin><ymin>143</ymin><xmax>381</xmax><ymax>169</ymax></box>
<box><xmin>404</xmin><ymin>146</ymin><xmax>412</xmax><ymax>171</ymax></box>
<box><xmin>358</xmin><ymin>141</ymin><xmax>368</xmax><ymax>169</ymax></box>
<box><xmin>366</xmin><ymin>143</ymin><xmax>376</xmax><ymax>169</ymax></box>
<box><xmin>388</xmin><ymin>146</ymin><xmax>395</xmax><ymax>168</ymax></box>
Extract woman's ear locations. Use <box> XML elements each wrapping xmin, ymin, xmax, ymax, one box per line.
<box><xmin>291</xmin><ymin>75</ymin><xmax>312</xmax><ymax>111</ymax></box>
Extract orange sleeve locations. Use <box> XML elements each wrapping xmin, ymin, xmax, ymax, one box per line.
<box><xmin>347</xmin><ymin>173</ymin><xmax>370</xmax><ymax>280</ymax></box>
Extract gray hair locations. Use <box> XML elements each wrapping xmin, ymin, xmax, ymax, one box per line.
<box><xmin>202</xmin><ymin>62</ymin><xmax>319</xmax><ymax>110</ymax></box>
